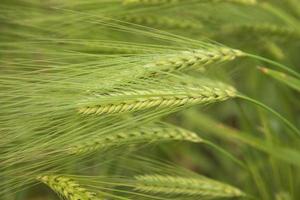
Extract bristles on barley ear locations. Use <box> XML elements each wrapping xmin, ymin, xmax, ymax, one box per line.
<box><xmin>68</xmin><ymin>123</ymin><xmax>203</xmax><ymax>155</ymax></box>
<box><xmin>37</xmin><ymin>175</ymin><xmax>98</xmax><ymax>200</ymax></box>
<box><xmin>78</xmin><ymin>85</ymin><xmax>237</xmax><ymax>116</ymax></box>
<box><xmin>103</xmin><ymin>47</ymin><xmax>244</xmax><ymax>85</ymax></box>
<box><xmin>134</xmin><ymin>174</ymin><xmax>245</xmax><ymax>198</ymax></box>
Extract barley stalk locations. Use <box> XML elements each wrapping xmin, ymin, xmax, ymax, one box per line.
<box><xmin>68</xmin><ymin>123</ymin><xmax>203</xmax><ymax>155</ymax></box>
<box><xmin>134</xmin><ymin>174</ymin><xmax>245</xmax><ymax>198</ymax></box>
<box><xmin>37</xmin><ymin>175</ymin><xmax>98</xmax><ymax>200</ymax></box>
<box><xmin>78</xmin><ymin>85</ymin><xmax>237</xmax><ymax>116</ymax></box>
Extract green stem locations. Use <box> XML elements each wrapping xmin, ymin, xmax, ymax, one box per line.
<box><xmin>245</xmin><ymin>53</ymin><xmax>300</xmax><ymax>79</ymax></box>
<box><xmin>203</xmin><ymin>140</ymin><xmax>247</xmax><ymax>170</ymax></box>
<box><xmin>237</xmin><ymin>94</ymin><xmax>300</xmax><ymax>137</ymax></box>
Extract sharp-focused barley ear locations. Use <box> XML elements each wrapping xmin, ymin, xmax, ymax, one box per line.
<box><xmin>134</xmin><ymin>174</ymin><xmax>245</xmax><ymax>198</ymax></box>
<box><xmin>68</xmin><ymin>122</ymin><xmax>203</xmax><ymax>155</ymax></box>
<box><xmin>37</xmin><ymin>175</ymin><xmax>98</xmax><ymax>200</ymax></box>
<box><xmin>78</xmin><ymin>84</ymin><xmax>237</xmax><ymax>116</ymax></box>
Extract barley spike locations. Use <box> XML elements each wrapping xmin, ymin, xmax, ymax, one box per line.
<box><xmin>144</xmin><ymin>48</ymin><xmax>244</xmax><ymax>73</ymax></box>
<box><xmin>78</xmin><ymin>86</ymin><xmax>237</xmax><ymax>116</ymax></box>
<box><xmin>68</xmin><ymin>123</ymin><xmax>203</xmax><ymax>155</ymax></box>
<box><xmin>121</xmin><ymin>14</ymin><xmax>201</xmax><ymax>30</ymax></box>
<box><xmin>223</xmin><ymin>24</ymin><xmax>300</xmax><ymax>39</ymax></box>
<box><xmin>37</xmin><ymin>175</ymin><xmax>99</xmax><ymax>200</ymax></box>
<box><xmin>134</xmin><ymin>174</ymin><xmax>245</xmax><ymax>198</ymax></box>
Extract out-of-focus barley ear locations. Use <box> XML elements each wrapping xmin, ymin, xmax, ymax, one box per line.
<box><xmin>134</xmin><ymin>174</ymin><xmax>245</xmax><ymax>198</ymax></box>
<box><xmin>121</xmin><ymin>14</ymin><xmax>202</xmax><ymax>30</ymax></box>
<box><xmin>222</xmin><ymin>24</ymin><xmax>300</xmax><ymax>40</ymax></box>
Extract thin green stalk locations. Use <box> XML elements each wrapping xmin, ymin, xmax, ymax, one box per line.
<box><xmin>184</xmin><ymin>111</ymin><xmax>300</xmax><ymax>166</ymax></box>
<box><xmin>203</xmin><ymin>140</ymin><xmax>247</xmax><ymax>169</ymax></box>
<box><xmin>258</xmin><ymin>110</ymin><xmax>281</xmax><ymax>192</ymax></box>
<box><xmin>237</xmin><ymin>94</ymin><xmax>300</xmax><ymax>137</ymax></box>
<box><xmin>245</xmin><ymin>53</ymin><xmax>300</xmax><ymax>79</ymax></box>
<box><xmin>258</xmin><ymin>66</ymin><xmax>300</xmax><ymax>92</ymax></box>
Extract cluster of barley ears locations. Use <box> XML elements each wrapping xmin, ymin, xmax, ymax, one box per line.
<box><xmin>0</xmin><ymin>0</ymin><xmax>299</xmax><ymax>200</ymax></box>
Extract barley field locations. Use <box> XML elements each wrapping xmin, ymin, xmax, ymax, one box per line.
<box><xmin>1</xmin><ymin>0</ymin><xmax>300</xmax><ymax>200</ymax></box>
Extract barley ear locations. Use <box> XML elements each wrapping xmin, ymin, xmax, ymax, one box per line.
<box><xmin>68</xmin><ymin>122</ymin><xmax>203</xmax><ymax>155</ymax></box>
<box><xmin>134</xmin><ymin>174</ymin><xmax>245</xmax><ymax>198</ymax></box>
<box><xmin>78</xmin><ymin>85</ymin><xmax>237</xmax><ymax>116</ymax></box>
<box><xmin>37</xmin><ymin>175</ymin><xmax>99</xmax><ymax>200</ymax></box>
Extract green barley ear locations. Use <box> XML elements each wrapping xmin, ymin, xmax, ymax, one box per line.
<box><xmin>78</xmin><ymin>78</ymin><xmax>237</xmax><ymax>116</ymax></box>
<box><xmin>37</xmin><ymin>175</ymin><xmax>98</xmax><ymax>200</ymax></box>
<box><xmin>134</xmin><ymin>174</ymin><xmax>245</xmax><ymax>198</ymax></box>
<box><xmin>68</xmin><ymin>122</ymin><xmax>203</xmax><ymax>155</ymax></box>
<box><xmin>120</xmin><ymin>14</ymin><xmax>202</xmax><ymax>30</ymax></box>
<box><xmin>100</xmin><ymin>47</ymin><xmax>245</xmax><ymax>86</ymax></box>
<box><xmin>223</xmin><ymin>23</ymin><xmax>300</xmax><ymax>40</ymax></box>
<box><xmin>143</xmin><ymin>47</ymin><xmax>245</xmax><ymax>73</ymax></box>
